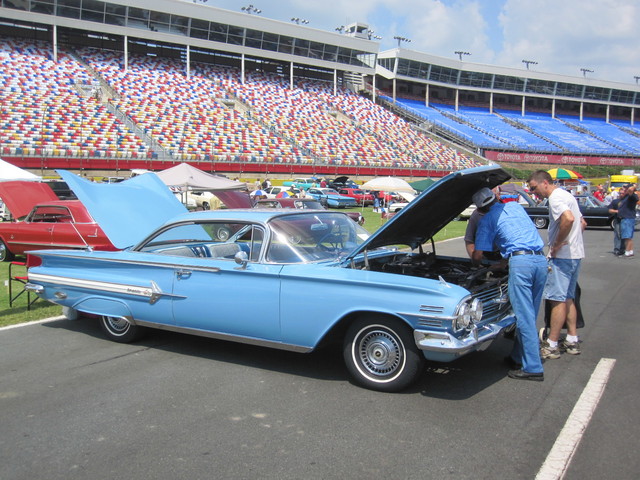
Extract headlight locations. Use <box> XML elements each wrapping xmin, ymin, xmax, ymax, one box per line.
<box><xmin>470</xmin><ymin>297</ymin><xmax>483</xmax><ymax>322</ymax></box>
<box><xmin>455</xmin><ymin>302</ymin><xmax>472</xmax><ymax>330</ymax></box>
<box><xmin>455</xmin><ymin>298</ymin><xmax>483</xmax><ymax>330</ymax></box>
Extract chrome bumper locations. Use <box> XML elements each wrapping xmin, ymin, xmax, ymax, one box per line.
<box><xmin>413</xmin><ymin>315</ymin><xmax>516</xmax><ymax>361</ymax></box>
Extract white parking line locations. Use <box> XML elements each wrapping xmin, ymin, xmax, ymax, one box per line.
<box><xmin>536</xmin><ymin>357</ymin><xmax>617</xmax><ymax>480</ymax></box>
<box><xmin>0</xmin><ymin>316</ymin><xmax>66</xmax><ymax>331</ymax></box>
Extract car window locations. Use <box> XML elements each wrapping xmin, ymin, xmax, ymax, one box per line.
<box><xmin>137</xmin><ymin>221</ymin><xmax>264</xmax><ymax>261</ymax></box>
<box><xmin>295</xmin><ymin>200</ymin><xmax>323</xmax><ymax>209</ymax></box>
<box><xmin>29</xmin><ymin>206</ymin><xmax>74</xmax><ymax>223</ymax></box>
<box><xmin>266</xmin><ymin>213</ymin><xmax>369</xmax><ymax>264</ymax></box>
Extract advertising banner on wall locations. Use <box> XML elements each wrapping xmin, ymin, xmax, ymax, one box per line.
<box><xmin>485</xmin><ymin>151</ymin><xmax>640</xmax><ymax>167</ymax></box>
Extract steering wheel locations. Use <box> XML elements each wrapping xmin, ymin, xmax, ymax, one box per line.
<box><xmin>316</xmin><ymin>232</ymin><xmax>344</xmax><ymax>252</ymax></box>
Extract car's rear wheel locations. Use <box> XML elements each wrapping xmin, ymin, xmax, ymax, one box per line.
<box><xmin>343</xmin><ymin>317</ymin><xmax>424</xmax><ymax>392</ymax></box>
<box><xmin>202</xmin><ymin>201</ymin><xmax>210</xmax><ymax>210</ymax></box>
<box><xmin>215</xmin><ymin>226</ymin><xmax>231</xmax><ymax>242</ymax></box>
<box><xmin>0</xmin><ymin>239</ymin><xmax>14</xmax><ymax>262</ymax></box>
<box><xmin>533</xmin><ymin>217</ymin><xmax>548</xmax><ymax>229</ymax></box>
<box><xmin>100</xmin><ymin>315</ymin><xmax>141</xmax><ymax>343</ymax></box>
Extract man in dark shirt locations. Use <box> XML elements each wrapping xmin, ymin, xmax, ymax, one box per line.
<box><xmin>618</xmin><ymin>183</ymin><xmax>638</xmax><ymax>257</ymax></box>
<box><xmin>608</xmin><ymin>185</ymin><xmax>627</xmax><ymax>256</ymax></box>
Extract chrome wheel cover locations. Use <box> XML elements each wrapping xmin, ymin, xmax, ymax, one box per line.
<box><xmin>356</xmin><ymin>328</ymin><xmax>404</xmax><ymax>377</ymax></box>
<box><xmin>104</xmin><ymin>316</ymin><xmax>130</xmax><ymax>335</ymax></box>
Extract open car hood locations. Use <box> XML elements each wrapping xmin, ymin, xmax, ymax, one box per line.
<box><xmin>58</xmin><ymin>170</ymin><xmax>187</xmax><ymax>249</ymax></box>
<box><xmin>0</xmin><ymin>181</ymin><xmax>59</xmax><ymax>219</ymax></box>
<box><xmin>347</xmin><ymin>165</ymin><xmax>511</xmax><ymax>257</ymax></box>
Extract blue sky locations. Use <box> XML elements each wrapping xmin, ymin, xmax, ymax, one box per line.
<box><xmin>208</xmin><ymin>0</ymin><xmax>639</xmax><ymax>85</ymax></box>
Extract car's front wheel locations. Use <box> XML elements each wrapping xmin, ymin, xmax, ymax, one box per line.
<box><xmin>100</xmin><ymin>315</ymin><xmax>141</xmax><ymax>343</ymax></box>
<box><xmin>533</xmin><ymin>217</ymin><xmax>548</xmax><ymax>229</ymax></box>
<box><xmin>343</xmin><ymin>317</ymin><xmax>424</xmax><ymax>392</ymax></box>
<box><xmin>0</xmin><ymin>239</ymin><xmax>15</xmax><ymax>262</ymax></box>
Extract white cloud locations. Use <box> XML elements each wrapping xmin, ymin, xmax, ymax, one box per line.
<box><xmin>496</xmin><ymin>0</ymin><xmax>640</xmax><ymax>82</ymax></box>
<box><xmin>211</xmin><ymin>0</ymin><xmax>639</xmax><ymax>83</ymax></box>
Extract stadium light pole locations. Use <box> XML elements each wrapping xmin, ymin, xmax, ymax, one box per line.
<box><xmin>291</xmin><ymin>18</ymin><xmax>309</xmax><ymax>25</ymax></box>
<box><xmin>367</xmin><ymin>30</ymin><xmax>382</xmax><ymax>40</ymax></box>
<box><xmin>455</xmin><ymin>51</ymin><xmax>470</xmax><ymax>61</ymax></box>
<box><xmin>394</xmin><ymin>36</ymin><xmax>411</xmax><ymax>48</ymax></box>
<box><xmin>335</xmin><ymin>26</ymin><xmax>345</xmax><ymax>33</ymax></box>
<box><xmin>634</xmin><ymin>76</ymin><xmax>640</xmax><ymax>84</ymax></box>
<box><xmin>522</xmin><ymin>59</ymin><xmax>538</xmax><ymax>70</ymax></box>
<box><xmin>241</xmin><ymin>4</ymin><xmax>261</xmax><ymax>14</ymax></box>
<box><xmin>580</xmin><ymin>68</ymin><xmax>593</xmax><ymax>77</ymax></box>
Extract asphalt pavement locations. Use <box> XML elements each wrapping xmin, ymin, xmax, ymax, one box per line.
<box><xmin>0</xmin><ymin>227</ymin><xmax>638</xmax><ymax>480</ymax></box>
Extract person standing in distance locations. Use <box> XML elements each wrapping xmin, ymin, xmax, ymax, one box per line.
<box><xmin>527</xmin><ymin>170</ymin><xmax>586</xmax><ymax>359</ymax></box>
<box><xmin>608</xmin><ymin>184</ymin><xmax>627</xmax><ymax>256</ymax></box>
<box><xmin>618</xmin><ymin>183</ymin><xmax>638</xmax><ymax>257</ymax></box>
<box><xmin>471</xmin><ymin>187</ymin><xmax>547</xmax><ymax>381</ymax></box>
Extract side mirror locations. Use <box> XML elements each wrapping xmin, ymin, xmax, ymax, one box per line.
<box><xmin>234</xmin><ymin>250</ymin><xmax>249</xmax><ymax>270</ymax></box>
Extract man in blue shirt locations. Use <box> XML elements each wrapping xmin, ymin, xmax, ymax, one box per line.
<box><xmin>471</xmin><ymin>187</ymin><xmax>548</xmax><ymax>381</ymax></box>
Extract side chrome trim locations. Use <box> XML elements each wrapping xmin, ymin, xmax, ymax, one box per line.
<box><xmin>28</xmin><ymin>273</ymin><xmax>186</xmax><ymax>303</ymax></box>
<box><xmin>134</xmin><ymin>319</ymin><xmax>313</xmax><ymax>353</ymax></box>
<box><xmin>30</xmin><ymin>252</ymin><xmax>221</xmax><ymax>273</ymax></box>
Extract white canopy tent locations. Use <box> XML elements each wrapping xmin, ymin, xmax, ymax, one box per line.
<box><xmin>360</xmin><ymin>177</ymin><xmax>416</xmax><ymax>194</ymax></box>
<box><xmin>155</xmin><ymin>163</ymin><xmax>251</xmax><ymax>209</ymax></box>
<box><xmin>155</xmin><ymin>163</ymin><xmax>246</xmax><ymax>191</ymax></box>
<box><xmin>0</xmin><ymin>158</ymin><xmax>41</xmax><ymax>181</ymax></box>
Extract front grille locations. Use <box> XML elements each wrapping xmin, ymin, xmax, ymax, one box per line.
<box><xmin>473</xmin><ymin>281</ymin><xmax>510</xmax><ymax>322</ymax></box>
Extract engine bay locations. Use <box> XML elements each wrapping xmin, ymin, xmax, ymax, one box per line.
<box><xmin>364</xmin><ymin>252</ymin><xmax>508</xmax><ymax>292</ymax></box>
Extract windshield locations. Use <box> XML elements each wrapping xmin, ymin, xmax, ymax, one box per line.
<box><xmin>267</xmin><ymin>213</ymin><xmax>370</xmax><ymax>264</ymax></box>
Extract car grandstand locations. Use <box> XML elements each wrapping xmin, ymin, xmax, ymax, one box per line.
<box><xmin>1</xmin><ymin>0</ymin><xmax>639</xmax><ymax>179</ymax></box>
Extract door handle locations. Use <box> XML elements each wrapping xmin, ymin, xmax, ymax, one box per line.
<box><xmin>176</xmin><ymin>269</ymin><xmax>192</xmax><ymax>279</ymax></box>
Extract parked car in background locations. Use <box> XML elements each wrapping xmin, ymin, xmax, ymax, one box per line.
<box><xmin>186</xmin><ymin>191</ymin><xmax>221</xmax><ymax>210</ymax></box>
<box><xmin>306</xmin><ymin>188</ymin><xmax>357</xmax><ymax>208</ymax></box>
<box><xmin>328</xmin><ymin>176</ymin><xmax>359</xmax><ymax>191</ymax></box>
<box><xmin>338</xmin><ymin>188</ymin><xmax>374</xmax><ymax>206</ymax></box>
<box><xmin>26</xmin><ymin>165</ymin><xmax>516</xmax><ymax>392</ymax></box>
<box><xmin>0</xmin><ymin>181</ymin><xmax>116</xmax><ymax>261</ymax></box>
<box><xmin>517</xmin><ymin>189</ymin><xmax>619</xmax><ymax>229</ymax></box>
<box><xmin>282</xmin><ymin>177</ymin><xmax>319</xmax><ymax>190</ymax></box>
<box><xmin>262</xmin><ymin>186</ymin><xmax>300</xmax><ymax>198</ymax></box>
<box><xmin>255</xmin><ymin>197</ymin><xmax>364</xmax><ymax>225</ymax></box>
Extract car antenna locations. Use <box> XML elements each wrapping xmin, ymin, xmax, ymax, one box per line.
<box><xmin>70</xmin><ymin>221</ymin><xmax>93</xmax><ymax>252</ymax></box>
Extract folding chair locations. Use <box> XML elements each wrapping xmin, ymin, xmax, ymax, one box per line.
<box><xmin>9</xmin><ymin>261</ymin><xmax>38</xmax><ymax>310</ymax></box>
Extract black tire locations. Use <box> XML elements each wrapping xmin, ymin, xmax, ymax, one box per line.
<box><xmin>343</xmin><ymin>317</ymin><xmax>425</xmax><ymax>392</ymax></box>
<box><xmin>533</xmin><ymin>217</ymin><xmax>548</xmax><ymax>229</ymax></box>
<box><xmin>100</xmin><ymin>315</ymin><xmax>141</xmax><ymax>343</ymax></box>
<box><xmin>0</xmin><ymin>239</ymin><xmax>15</xmax><ymax>262</ymax></box>
<box><xmin>202</xmin><ymin>201</ymin><xmax>210</xmax><ymax>210</ymax></box>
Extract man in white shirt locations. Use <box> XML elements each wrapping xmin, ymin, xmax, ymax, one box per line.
<box><xmin>527</xmin><ymin>171</ymin><xmax>586</xmax><ymax>359</ymax></box>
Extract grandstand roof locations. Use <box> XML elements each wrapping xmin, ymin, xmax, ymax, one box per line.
<box><xmin>377</xmin><ymin>48</ymin><xmax>640</xmax><ymax>107</ymax></box>
<box><xmin>0</xmin><ymin>0</ymin><xmax>378</xmax><ymax>74</ymax></box>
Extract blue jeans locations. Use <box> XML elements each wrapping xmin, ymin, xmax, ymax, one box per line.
<box><xmin>508</xmin><ymin>254</ymin><xmax>548</xmax><ymax>374</ymax></box>
<box><xmin>612</xmin><ymin>219</ymin><xmax>623</xmax><ymax>254</ymax></box>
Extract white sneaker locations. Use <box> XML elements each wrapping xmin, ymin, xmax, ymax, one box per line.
<box><xmin>625</xmin><ymin>251</ymin><xmax>634</xmax><ymax>257</ymax></box>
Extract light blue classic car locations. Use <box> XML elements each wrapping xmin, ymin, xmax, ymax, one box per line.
<box><xmin>26</xmin><ymin>165</ymin><xmax>514</xmax><ymax>392</ymax></box>
<box><xmin>306</xmin><ymin>188</ymin><xmax>358</xmax><ymax>208</ymax></box>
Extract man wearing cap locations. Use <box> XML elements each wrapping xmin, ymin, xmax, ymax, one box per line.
<box><xmin>471</xmin><ymin>187</ymin><xmax>548</xmax><ymax>381</ymax></box>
